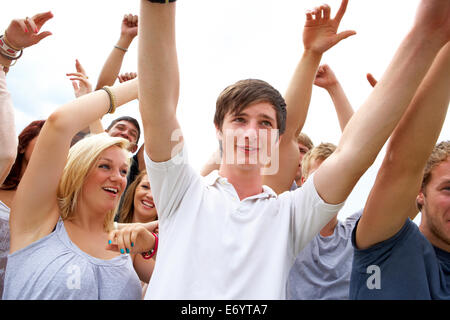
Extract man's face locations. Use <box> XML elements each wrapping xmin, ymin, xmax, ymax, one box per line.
<box><xmin>107</xmin><ymin>120</ymin><xmax>139</xmax><ymax>152</ymax></box>
<box><xmin>294</xmin><ymin>142</ymin><xmax>310</xmax><ymax>184</ymax></box>
<box><xmin>419</xmin><ymin>158</ymin><xmax>450</xmax><ymax>251</ymax></box>
<box><xmin>217</xmin><ymin>102</ymin><xmax>279</xmax><ymax>171</ymax></box>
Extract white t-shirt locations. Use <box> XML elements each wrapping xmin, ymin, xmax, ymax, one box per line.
<box><xmin>144</xmin><ymin>146</ymin><xmax>344</xmax><ymax>299</ymax></box>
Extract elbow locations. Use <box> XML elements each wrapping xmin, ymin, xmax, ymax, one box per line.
<box><xmin>46</xmin><ymin>109</ymin><xmax>69</xmax><ymax>134</ymax></box>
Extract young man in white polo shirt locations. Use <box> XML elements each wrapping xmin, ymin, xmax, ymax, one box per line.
<box><xmin>134</xmin><ymin>0</ymin><xmax>450</xmax><ymax>299</ymax></box>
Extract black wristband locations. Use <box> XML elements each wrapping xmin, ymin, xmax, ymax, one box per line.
<box><xmin>148</xmin><ymin>0</ymin><xmax>176</xmax><ymax>3</ymax></box>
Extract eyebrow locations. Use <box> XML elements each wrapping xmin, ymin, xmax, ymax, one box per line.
<box><xmin>98</xmin><ymin>157</ymin><xmax>129</xmax><ymax>167</ymax></box>
<box><xmin>234</xmin><ymin>112</ymin><xmax>276</xmax><ymax>122</ymax></box>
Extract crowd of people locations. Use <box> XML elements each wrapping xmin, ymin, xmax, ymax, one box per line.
<box><xmin>0</xmin><ymin>0</ymin><xmax>448</xmax><ymax>300</ymax></box>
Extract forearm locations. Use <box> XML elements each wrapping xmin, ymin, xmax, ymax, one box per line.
<box><xmin>49</xmin><ymin>78</ymin><xmax>138</xmax><ymax>138</ymax></box>
<box><xmin>88</xmin><ymin>119</ymin><xmax>105</xmax><ymax>134</ymax></box>
<box><xmin>283</xmin><ymin>49</ymin><xmax>322</xmax><ymax>139</ymax></box>
<box><xmin>326</xmin><ymin>82</ymin><xmax>354</xmax><ymax>132</ymax></box>
<box><xmin>95</xmin><ymin>36</ymin><xmax>133</xmax><ymax>90</ymax></box>
<box><xmin>0</xmin><ymin>70</ymin><xmax>17</xmax><ymax>184</ymax></box>
<box><xmin>314</xmin><ymin>27</ymin><xmax>446</xmax><ymax>205</ymax></box>
<box><xmin>386</xmin><ymin>42</ymin><xmax>450</xmax><ymax>173</ymax></box>
<box><xmin>337</xmin><ymin>29</ymin><xmax>444</xmax><ymax>173</ymax></box>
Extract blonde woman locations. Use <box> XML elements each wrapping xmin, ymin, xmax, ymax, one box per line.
<box><xmin>3</xmin><ymin>64</ymin><xmax>156</xmax><ymax>299</ymax></box>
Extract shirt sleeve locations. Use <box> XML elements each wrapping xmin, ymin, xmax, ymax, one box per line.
<box><xmin>144</xmin><ymin>143</ymin><xmax>200</xmax><ymax>220</ymax></box>
<box><xmin>287</xmin><ymin>171</ymin><xmax>346</xmax><ymax>257</ymax></box>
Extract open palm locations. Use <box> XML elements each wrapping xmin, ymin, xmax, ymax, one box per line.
<box><xmin>302</xmin><ymin>0</ymin><xmax>355</xmax><ymax>54</ymax></box>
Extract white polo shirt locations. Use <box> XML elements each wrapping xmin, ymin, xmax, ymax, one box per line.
<box><xmin>144</xmin><ymin>145</ymin><xmax>344</xmax><ymax>299</ymax></box>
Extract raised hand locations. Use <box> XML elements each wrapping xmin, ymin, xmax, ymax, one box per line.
<box><xmin>4</xmin><ymin>11</ymin><xmax>53</xmax><ymax>50</ymax></box>
<box><xmin>66</xmin><ymin>59</ymin><xmax>92</xmax><ymax>98</ymax></box>
<box><xmin>118</xmin><ymin>72</ymin><xmax>137</xmax><ymax>83</ymax></box>
<box><xmin>302</xmin><ymin>0</ymin><xmax>355</xmax><ymax>54</ymax></box>
<box><xmin>121</xmin><ymin>14</ymin><xmax>138</xmax><ymax>41</ymax></box>
<box><xmin>314</xmin><ymin>64</ymin><xmax>338</xmax><ymax>89</ymax></box>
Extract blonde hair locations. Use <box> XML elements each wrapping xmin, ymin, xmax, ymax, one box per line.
<box><xmin>57</xmin><ymin>133</ymin><xmax>130</xmax><ymax>232</ymax></box>
<box><xmin>301</xmin><ymin>142</ymin><xmax>336</xmax><ymax>180</ymax></box>
<box><xmin>118</xmin><ymin>170</ymin><xmax>148</xmax><ymax>223</ymax></box>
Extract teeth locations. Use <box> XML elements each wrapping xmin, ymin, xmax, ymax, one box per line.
<box><xmin>103</xmin><ymin>187</ymin><xmax>118</xmax><ymax>194</ymax></box>
<box><xmin>142</xmin><ymin>200</ymin><xmax>154</xmax><ymax>208</ymax></box>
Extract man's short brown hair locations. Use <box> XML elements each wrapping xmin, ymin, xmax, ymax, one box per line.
<box><xmin>214</xmin><ymin>79</ymin><xmax>287</xmax><ymax>135</ymax></box>
<box><xmin>297</xmin><ymin>132</ymin><xmax>314</xmax><ymax>150</ymax></box>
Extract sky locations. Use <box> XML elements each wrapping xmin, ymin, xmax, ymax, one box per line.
<box><xmin>2</xmin><ymin>0</ymin><xmax>449</xmax><ymax>221</ymax></box>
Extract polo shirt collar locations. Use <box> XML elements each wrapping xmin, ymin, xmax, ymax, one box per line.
<box><xmin>204</xmin><ymin>170</ymin><xmax>277</xmax><ymax>199</ymax></box>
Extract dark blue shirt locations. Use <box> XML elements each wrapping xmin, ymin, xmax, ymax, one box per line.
<box><xmin>350</xmin><ymin>218</ymin><xmax>450</xmax><ymax>299</ymax></box>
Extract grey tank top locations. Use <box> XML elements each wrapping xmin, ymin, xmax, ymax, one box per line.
<box><xmin>2</xmin><ymin>219</ymin><xmax>142</xmax><ymax>300</ymax></box>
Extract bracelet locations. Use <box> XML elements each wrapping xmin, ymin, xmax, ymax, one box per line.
<box><xmin>0</xmin><ymin>48</ymin><xmax>23</xmax><ymax>61</ymax></box>
<box><xmin>100</xmin><ymin>86</ymin><xmax>117</xmax><ymax>114</ymax></box>
<box><xmin>141</xmin><ymin>232</ymin><xmax>158</xmax><ymax>260</ymax></box>
<box><xmin>0</xmin><ymin>35</ymin><xmax>20</xmax><ymax>56</ymax></box>
<box><xmin>148</xmin><ymin>0</ymin><xmax>177</xmax><ymax>3</ymax></box>
<box><xmin>114</xmin><ymin>45</ymin><xmax>128</xmax><ymax>53</ymax></box>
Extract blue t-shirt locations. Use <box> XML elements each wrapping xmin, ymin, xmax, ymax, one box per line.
<box><xmin>350</xmin><ymin>218</ymin><xmax>450</xmax><ymax>299</ymax></box>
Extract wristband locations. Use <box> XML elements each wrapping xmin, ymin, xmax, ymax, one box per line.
<box><xmin>0</xmin><ymin>35</ymin><xmax>20</xmax><ymax>56</ymax></box>
<box><xmin>147</xmin><ymin>0</ymin><xmax>176</xmax><ymax>3</ymax></box>
<box><xmin>141</xmin><ymin>232</ymin><xmax>158</xmax><ymax>260</ymax></box>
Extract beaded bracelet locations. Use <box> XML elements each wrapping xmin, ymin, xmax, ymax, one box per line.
<box><xmin>141</xmin><ymin>232</ymin><xmax>158</xmax><ymax>260</ymax></box>
<box><xmin>0</xmin><ymin>35</ymin><xmax>23</xmax><ymax>60</ymax></box>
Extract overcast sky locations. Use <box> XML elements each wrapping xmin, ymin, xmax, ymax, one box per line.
<box><xmin>2</xmin><ymin>0</ymin><xmax>449</xmax><ymax>220</ymax></box>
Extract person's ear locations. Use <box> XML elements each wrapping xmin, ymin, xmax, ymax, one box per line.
<box><xmin>301</xmin><ymin>176</ymin><xmax>306</xmax><ymax>186</ymax></box>
<box><xmin>416</xmin><ymin>192</ymin><xmax>425</xmax><ymax>211</ymax></box>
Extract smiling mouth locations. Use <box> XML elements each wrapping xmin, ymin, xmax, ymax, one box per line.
<box><xmin>142</xmin><ymin>200</ymin><xmax>155</xmax><ymax>209</ymax></box>
<box><xmin>237</xmin><ymin>145</ymin><xmax>259</xmax><ymax>152</ymax></box>
<box><xmin>103</xmin><ymin>187</ymin><xmax>118</xmax><ymax>195</ymax></box>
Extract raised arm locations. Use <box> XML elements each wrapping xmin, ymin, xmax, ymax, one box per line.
<box><xmin>0</xmin><ymin>11</ymin><xmax>53</xmax><ymax>184</ymax></box>
<box><xmin>10</xmin><ymin>77</ymin><xmax>138</xmax><ymax>252</ymax></box>
<box><xmin>355</xmin><ymin>42</ymin><xmax>450</xmax><ymax>249</ymax></box>
<box><xmin>95</xmin><ymin>14</ymin><xmax>138</xmax><ymax>90</ymax></box>
<box><xmin>138</xmin><ymin>1</ymin><xmax>181</xmax><ymax>162</ymax></box>
<box><xmin>262</xmin><ymin>0</ymin><xmax>355</xmax><ymax>193</ymax></box>
<box><xmin>314</xmin><ymin>64</ymin><xmax>354</xmax><ymax>131</ymax></box>
<box><xmin>67</xmin><ymin>59</ymin><xmax>104</xmax><ymax>134</ymax></box>
<box><xmin>0</xmin><ymin>70</ymin><xmax>16</xmax><ymax>185</ymax></box>
<box><xmin>313</xmin><ymin>0</ymin><xmax>450</xmax><ymax>205</ymax></box>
